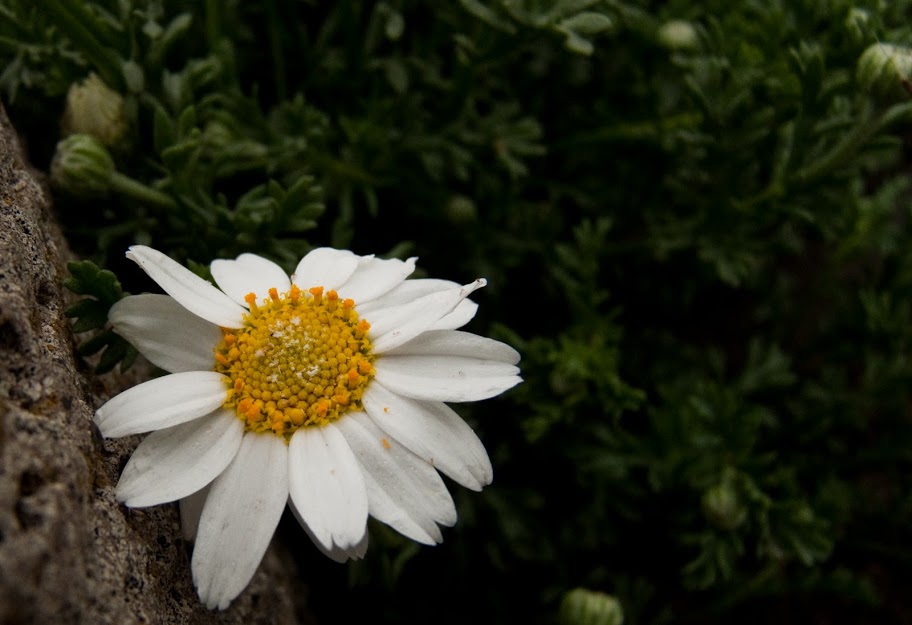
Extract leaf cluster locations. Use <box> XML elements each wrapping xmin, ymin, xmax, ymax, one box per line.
<box><xmin>63</xmin><ymin>259</ymin><xmax>137</xmax><ymax>373</ymax></box>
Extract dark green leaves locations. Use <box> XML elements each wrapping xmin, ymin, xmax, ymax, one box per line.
<box><xmin>64</xmin><ymin>259</ymin><xmax>122</xmax><ymax>304</ymax></box>
<box><xmin>63</xmin><ymin>260</ymin><xmax>136</xmax><ymax>373</ymax></box>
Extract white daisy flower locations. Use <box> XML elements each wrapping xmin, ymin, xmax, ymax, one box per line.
<box><xmin>94</xmin><ymin>245</ymin><xmax>522</xmax><ymax>610</ymax></box>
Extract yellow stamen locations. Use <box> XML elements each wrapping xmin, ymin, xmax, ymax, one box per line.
<box><xmin>213</xmin><ymin>283</ymin><xmax>376</xmax><ymax>442</ymax></box>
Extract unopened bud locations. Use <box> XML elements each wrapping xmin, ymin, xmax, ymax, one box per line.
<box><xmin>702</xmin><ymin>482</ymin><xmax>747</xmax><ymax>531</ymax></box>
<box><xmin>657</xmin><ymin>20</ymin><xmax>699</xmax><ymax>51</ymax></box>
<box><xmin>446</xmin><ymin>194</ymin><xmax>477</xmax><ymax>223</ymax></box>
<box><xmin>857</xmin><ymin>43</ymin><xmax>912</xmax><ymax>104</ymax></box>
<box><xmin>844</xmin><ymin>9</ymin><xmax>871</xmax><ymax>46</ymax></box>
<box><xmin>61</xmin><ymin>73</ymin><xmax>126</xmax><ymax>146</ymax></box>
<box><xmin>559</xmin><ymin>588</ymin><xmax>624</xmax><ymax>625</ymax></box>
<box><xmin>202</xmin><ymin>120</ymin><xmax>234</xmax><ymax>150</ymax></box>
<box><xmin>50</xmin><ymin>134</ymin><xmax>116</xmax><ymax>197</ymax></box>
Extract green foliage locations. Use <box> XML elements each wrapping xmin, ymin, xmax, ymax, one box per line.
<box><xmin>63</xmin><ymin>260</ymin><xmax>137</xmax><ymax>373</ymax></box>
<box><xmin>7</xmin><ymin>0</ymin><xmax>912</xmax><ymax>623</ymax></box>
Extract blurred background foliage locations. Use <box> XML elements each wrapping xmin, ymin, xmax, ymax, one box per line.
<box><xmin>3</xmin><ymin>0</ymin><xmax>912</xmax><ymax>623</ymax></box>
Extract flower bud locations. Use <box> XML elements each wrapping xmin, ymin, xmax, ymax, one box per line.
<box><xmin>844</xmin><ymin>9</ymin><xmax>871</xmax><ymax>46</ymax></box>
<box><xmin>446</xmin><ymin>194</ymin><xmax>477</xmax><ymax>223</ymax></box>
<box><xmin>202</xmin><ymin>120</ymin><xmax>234</xmax><ymax>150</ymax></box>
<box><xmin>559</xmin><ymin>588</ymin><xmax>624</xmax><ymax>625</ymax></box>
<box><xmin>857</xmin><ymin>43</ymin><xmax>912</xmax><ymax>104</ymax></box>
<box><xmin>50</xmin><ymin>134</ymin><xmax>116</xmax><ymax>198</ymax></box>
<box><xmin>657</xmin><ymin>20</ymin><xmax>699</xmax><ymax>51</ymax></box>
<box><xmin>701</xmin><ymin>481</ymin><xmax>747</xmax><ymax>531</ymax></box>
<box><xmin>61</xmin><ymin>73</ymin><xmax>126</xmax><ymax>146</ymax></box>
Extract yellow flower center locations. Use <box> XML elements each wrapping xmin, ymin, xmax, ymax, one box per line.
<box><xmin>213</xmin><ymin>284</ymin><xmax>374</xmax><ymax>440</ymax></box>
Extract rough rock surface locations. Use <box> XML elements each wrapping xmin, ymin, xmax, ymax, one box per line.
<box><xmin>0</xmin><ymin>104</ymin><xmax>305</xmax><ymax>624</ymax></box>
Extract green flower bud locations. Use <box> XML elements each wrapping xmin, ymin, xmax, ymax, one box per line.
<box><xmin>61</xmin><ymin>73</ymin><xmax>126</xmax><ymax>146</ymax></box>
<box><xmin>559</xmin><ymin>588</ymin><xmax>624</xmax><ymax>625</ymax></box>
<box><xmin>702</xmin><ymin>481</ymin><xmax>747</xmax><ymax>531</ymax></box>
<box><xmin>202</xmin><ymin>120</ymin><xmax>235</xmax><ymax>150</ymax></box>
<box><xmin>844</xmin><ymin>9</ymin><xmax>871</xmax><ymax>46</ymax></box>
<box><xmin>446</xmin><ymin>194</ymin><xmax>477</xmax><ymax>224</ymax></box>
<box><xmin>50</xmin><ymin>134</ymin><xmax>116</xmax><ymax>198</ymax></box>
<box><xmin>657</xmin><ymin>20</ymin><xmax>700</xmax><ymax>51</ymax></box>
<box><xmin>857</xmin><ymin>43</ymin><xmax>912</xmax><ymax>104</ymax></box>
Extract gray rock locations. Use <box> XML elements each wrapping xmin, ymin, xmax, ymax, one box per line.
<box><xmin>0</xmin><ymin>104</ymin><xmax>305</xmax><ymax>625</ymax></box>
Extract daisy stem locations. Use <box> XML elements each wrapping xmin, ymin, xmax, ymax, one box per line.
<box><xmin>205</xmin><ymin>0</ymin><xmax>223</xmax><ymax>49</ymax></box>
<box><xmin>108</xmin><ymin>172</ymin><xmax>177</xmax><ymax>211</ymax></box>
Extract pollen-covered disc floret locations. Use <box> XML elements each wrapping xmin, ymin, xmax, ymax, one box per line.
<box><xmin>213</xmin><ymin>284</ymin><xmax>374</xmax><ymax>439</ymax></box>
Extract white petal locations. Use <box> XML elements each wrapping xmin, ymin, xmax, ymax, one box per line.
<box><xmin>357</xmin><ymin>279</ymin><xmax>460</xmax><ymax>314</ymax></box>
<box><xmin>192</xmin><ymin>434</ymin><xmax>288</xmax><ymax>610</ymax></box>
<box><xmin>362</xmin><ymin>382</ymin><xmax>492</xmax><ymax>491</ymax></box>
<box><xmin>95</xmin><ymin>371</ymin><xmax>228</xmax><ymax>438</ymax></box>
<box><xmin>292</xmin><ymin>247</ymin><xmax>359</xmax><ymax>291</ymax></box>
<box><xmin>430</xmin><ymin>299</ymin><xmax>479</xmax><ymax>330</ymax></box>
<box><xmin>369</xmin><ymin>280</ymin><xmax>486</xmax><ymax>353</ymax></box>
<box><xmin>374</xmin><ymin>354</ymin><xmax>521</xmax><ymax>402</ymax></box>
<box><xmin>210</xmin><ymin>254</ymin><xmax>291</xmax><ymax>307</ymax></box>
<box><xmin>383</xmin><ymin>329</ymin><xmax>520</xmax><ymax>364</ymax></box>
<box><xmin>335</xmin><ymin>412</ymin><xmax>456</xmax><ymax>545</ymax></box>
<box><xmin>180</xmin><ymin>485</ymin><xmax>210</xmax><ymax>542</ymax></box>
<box><xmin>109</xmin><ymin>294</ymin><xmax>221</xmax><ymax>373</ymax></box>
<box><xmin>126</xmin><ymin>245</ymin><xmax>245</xmax><ymax>328</ymax></box>
<box><xmin>288</xmin><ymin>498</ymin><xmax>369</xmax><ymax>563</ymax></box>
<box><xmin>287</xmin><ymin>423</ymin><xmax>368</xmax><ymax>551</ymax></box>
<box><xmin>357</xmin><ymin>279</ymin><xmax>480</xmax><ymax>331</ymax></box>
<box><xmin>337</xmin><ymin>255</ymin><xmax>417</xmax><ymax>304</ymax></box>
<box><xmin>116</xmin><ymin>409</ymin><xmax>243</xmax><ymax>507</ymax></box>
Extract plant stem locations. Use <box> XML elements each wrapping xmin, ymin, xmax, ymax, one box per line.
<box><xmin>554</xmin><ymin>112</ymin><xmax>704</xmax><ymax>148</ymax></box>
<box><xmin>793</xmin><ymin>101</ymin><xmax>912</xmax><ymax>187</ymax></box>
<box><xmin>109</xmin><ymin>173</ymin><xmax>177</xmax><ymax>211</ymax></box>
<box><xmin>266</xmin><ymin>0</ymin><xmax>287</xmax><ymax>102</ymax></box>
<box><xmin>205</xmin><ymin>0</ymin><xmax>222</xmax><ymax>50</ymax></box>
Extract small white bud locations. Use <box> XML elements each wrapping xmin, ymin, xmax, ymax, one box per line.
<box><xmin>857</xmin><ymin>43</ymin><xmax>912</xmax><ymax>104</ymax></box>
<box><xmin>61</xmin><ymin>73</ymin><xmax>126</xmax><ymax>146</ymax></box>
